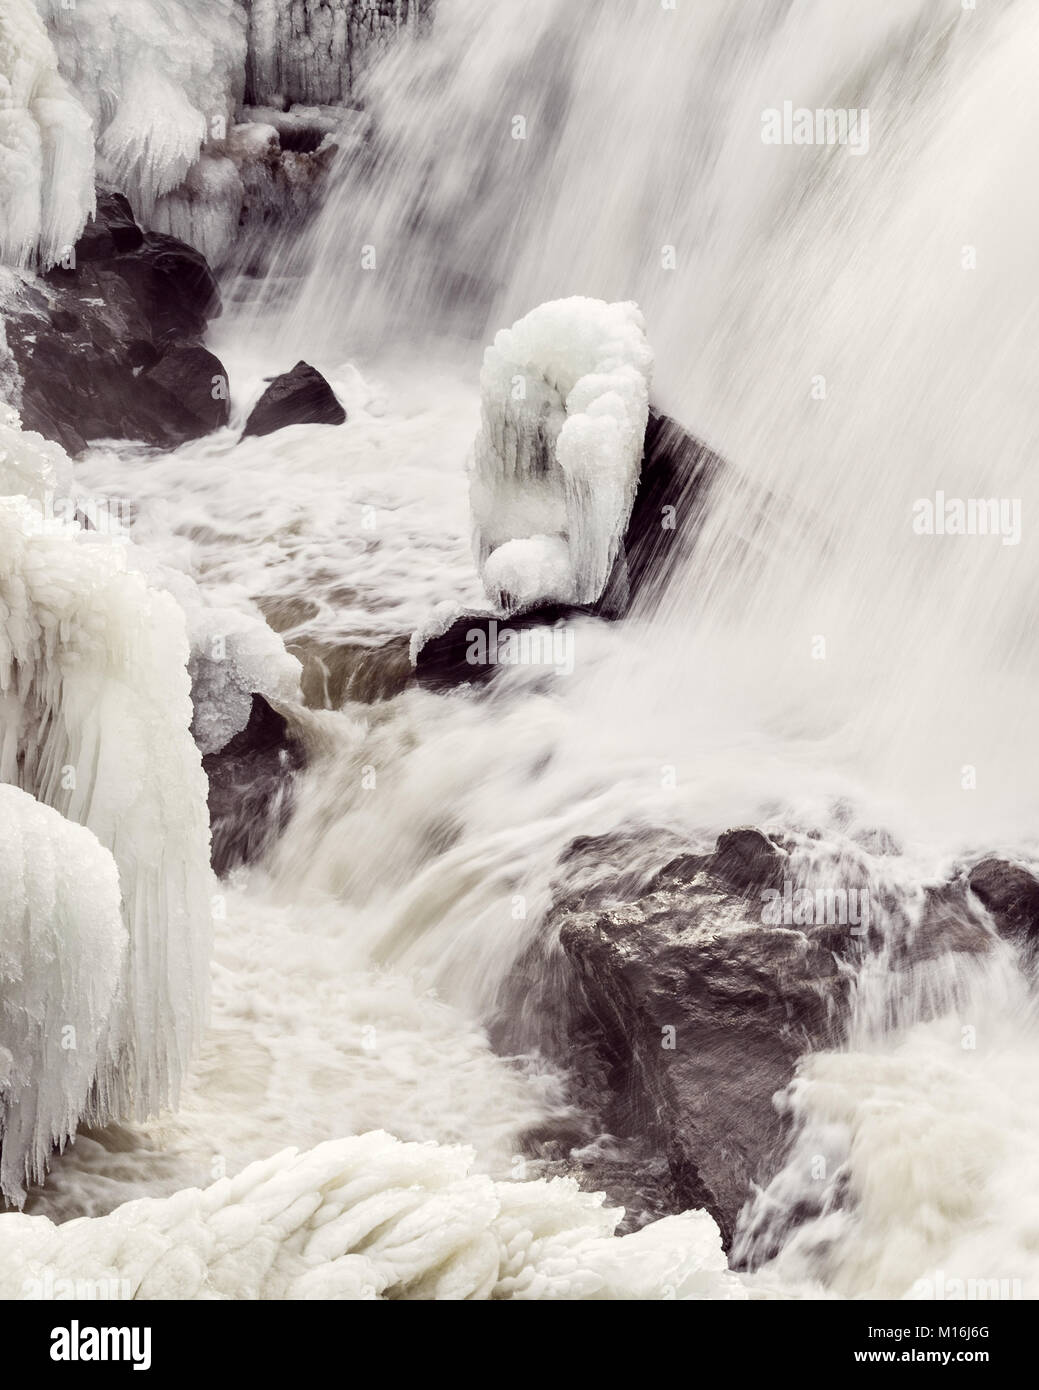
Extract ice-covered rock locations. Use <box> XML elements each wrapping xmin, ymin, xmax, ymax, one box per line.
<box><xmin>472</xmin><ymin>298</ymin><xmax>653</xmax><ymax>613</ymax></box>
<box><xmin>0</xmin><ymin>1130</ymin><xmax>744</xmax><ymax>1300</ymax></box>
<box><xmin>0</xmin><ymin>0</ymin><xmax>95</xmax><ymax>269</ymax></box>
<box><xmin>0</xmin><ymin>489</ymin><xmax>213</xmax><ymax>1133</ymax></box>
<box><xmin>0</xmin><ymin>785</ymin><xmax>125</xmax><ymax>1205</ymax></box>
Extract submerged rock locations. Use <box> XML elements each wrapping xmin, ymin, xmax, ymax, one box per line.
<box><xmin>242</xmin><ymin>360</ymin><xmax>346</xmax><ymax>438</ymax></box>
<box><xmin>3</xmin><ymin>190</ymin><xmax>229</xmax><ymax>455</ymax></box>
<box><xmin>202</xmin><ymin>694</ymin><xmax>305</xmax><ymax>876</ymax></box>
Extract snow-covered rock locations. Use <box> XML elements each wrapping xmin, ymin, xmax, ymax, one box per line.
<box><xmin>0</xmin><ymin>1130</ymin><xmax>744</xmax><ymax>1299</ymax></box>
<box><xmin>0</xmin><ymin>785</ymin><xmax>125</xmax><ymax>1205</ymax></box>
<box><xmin>472</xmin><ymin>298</ymin><xmax>653</xmax><ymax>612</ymax></box>
<box><xmin>0</xmin><ymin>0</ymin><xmax>94</xmax><ymax>268</ymax></box>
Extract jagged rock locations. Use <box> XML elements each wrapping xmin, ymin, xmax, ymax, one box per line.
<box><xmin>412</xmin><ymin>410</ymin><xmax>722</xmax><ymax>687</ymax></box>
<box><xmin>968</xmin><ymin>859</ymin><xmax>1039</xmax><ymax>945</ymax></box>
<box><xmin>242</xmin><ymin>360</ymin><xmax>346</xmax><ymax>438</ymax></box>
<box><xmin>74</xmin><ymin>190</ymin><xmax>144</xmax><ymax>262</ymax></box>
<box><xmin>3</xmin><ymin>189</ymin><xmax>229</xmax><ymax>455</ymax></box>
<box><xmin>506</xmin><ymin>828</ymin><xmax>853</xmax><ymax>1248</ymax></box>
<box><xmin>202</xmin><ymin>694</ymin><xmax>305</xmax><ymax>876</ymax></box>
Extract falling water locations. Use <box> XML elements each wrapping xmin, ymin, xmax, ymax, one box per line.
<box><xmin>45</xmin><ymin>0</ymin><xmax>1039</xmax><ymax>1298</ymax></box>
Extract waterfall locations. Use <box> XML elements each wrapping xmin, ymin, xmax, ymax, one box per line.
<box><xmin>3</xmin><ymin>0</ymin><xmax>1038</xmax><ymax>1303</ymax></box>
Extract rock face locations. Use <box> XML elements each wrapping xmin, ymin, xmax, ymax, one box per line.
<box><xmin>242</xmin><ymin>360</ymin><xmax>346</xmax><ymax>438</ymax></box>
<box><xmin>622</xmin><ymin>408</ymin><xmax>722</xmax><ymax>603</ymax></box>
<box><xmin>413</xmin><ymin>410</ymin><xmax>722</xmax><ymax>688</ymax></box>
<box><xmin>968</xmin><ymin>859</ymin><xmax>1039</xmax><ymax>945</ymax></box>
<box><xmin>513</xmin><ymin>827</ymin><xmax>854</xmax><ymax>1247</ymax></box>
<box><xmin>3</xmin><ymin>191</ymin><xmax>229</xmax><ymax>455</ymax></box>
<box><xmin>202</xmin><ymin>694</ymin><xmax>305</xmax><ymax>876</ymax></box>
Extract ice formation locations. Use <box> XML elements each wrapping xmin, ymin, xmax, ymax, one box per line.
<box><xmin>0</xmin><ymin>399</ymin><xmax>70</xmax><ymax>501</ymax></box>
<box><xmin>0</xmin><ymin>453</ymin><xmax>212</xmax><ymax>1141</ymax></box>
<box><xmin>0</xmin><ymin>785</ymin><xmax>125</xmax><ymax>1204</ymax></box>
<box><xmin>246</xmin><ymin>0</ymin><xmax>431</xmax><ymax>108</ymax></box>
<box><xmin>1</xmin><ymin>1131</ymin><xmax>742</xmax><ymax>1300</ymax></box>
<box><xmin>38</xmin><ymin>0</ymin><xmax>245</xmax><ymax>223</ymax></box>
<box><xmin>472</xmin><ymin>298</ymin><xmax>653</xmax><ymax>612</ymax></box>
<box><xmin>0</xmin><ymin>0</ymin><xmax>94</xmax><ymax>268</ymax></box>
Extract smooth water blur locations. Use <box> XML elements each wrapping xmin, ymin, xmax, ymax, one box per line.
<box><xmin>55</xmin><ymin>0</ymin><xmax>1039</xmax><ymax>1298</ymax></box>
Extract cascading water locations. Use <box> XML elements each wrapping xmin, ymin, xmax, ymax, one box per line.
<box><xmin>8</xmin><ymin>0</ymin><xmax>1039</xmax><ymax>1301</ymax></box>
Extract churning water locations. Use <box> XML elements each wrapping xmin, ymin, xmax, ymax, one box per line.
<box><xmin>43</xmin><ymin>0</ymin><xmax>1039</xmax><ymax>1298</ymax></box>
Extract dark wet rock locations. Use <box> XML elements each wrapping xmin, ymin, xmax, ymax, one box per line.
<box><xmin>619</xmin><ymin>408</ymin><xmax>722</xmax><ymax>604</ymax></box>
<box><xmin>968</xmin><ymin>858</ymin><xmax>1039</xmax><ymax>945</ymax></box>
<box><xmin>74</xmin><ymin>189</ymin><xmax>144</xmax><ymax>262</ymax></box>
<box><xmin>3</xmin><ymin>189</ymin><xmax>228</xmax><ymax>455</ymax></box>
<box><xmin>411</xmin><ymin>410</ymin><xmax>722</xmax><ymax>686</ymax></box>
<box><xmin>202</xmin><ymin>694</ymin><xmax>305</xmax><ymax>876</ymax></box>
<box><xmin>143</xmin><ymin>343</ymin><xmax>231</xmax><ymax>438</ymax></box>
<box><xmin>495</xmin><ymin>828</ymin><xmax>853</xmax><ymax>1249</ymax></box>
<box><xmin>414</xmin><ymin>605</ymin><xmax>589</xmax><ymax>691</ymax></box>
<box><xmin>105</xmin><ymin>230</ymin><xmax>222</xmax><ymax>344</ymax></box>
<box><xmin>242</xmin><ymin>360</ymin><xmax>346</xmax><ymax>438</ymax></box>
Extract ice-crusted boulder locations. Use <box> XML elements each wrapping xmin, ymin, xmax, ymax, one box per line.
<box><xmin>0</xmin><ymin>785</ymin><xmax>125</xmax><ymax>1205</ymax></box>
<box><xmin>0</xmin><ymin>1130</ymin><xmax>744</xmax><ymax>1300</ymax></box>
<box><xmin>414</xmin><ymin>296</ymin><xmax>723</xmax><ymax>690</ymax></box>
<box><xmin>0</xmin><ymin>0</ymin><xmax>95</xmax><ymax>268</ymax></box>
<box><xmin>0</xmin><ymin>481</ymin><xmax>213</xmax><ymax>1145</ymax></box>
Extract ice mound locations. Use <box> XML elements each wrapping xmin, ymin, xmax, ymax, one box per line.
<box><xmin>0</xmin><ymin>491</ymin><xmax>212</xmax><ymax>1140</ymax></box>
<box><xmin>0</xmin><ymin>785</ymin><xmax>125</xmax><ymax>1204</ymax></box>
<box><xmin>1</xmin><ymin>1131</ymin><xmax>743</xmax><ymax>1300</ymax></box>
<box><xmin>472</xmin><ymin>297</ymin><xmax>653</xmax><ymax>612</ymax></box>
<box><xmin>0</xmin><ymin>0</ymin><xmax>94</xmax><ymax>268</ymax></box>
